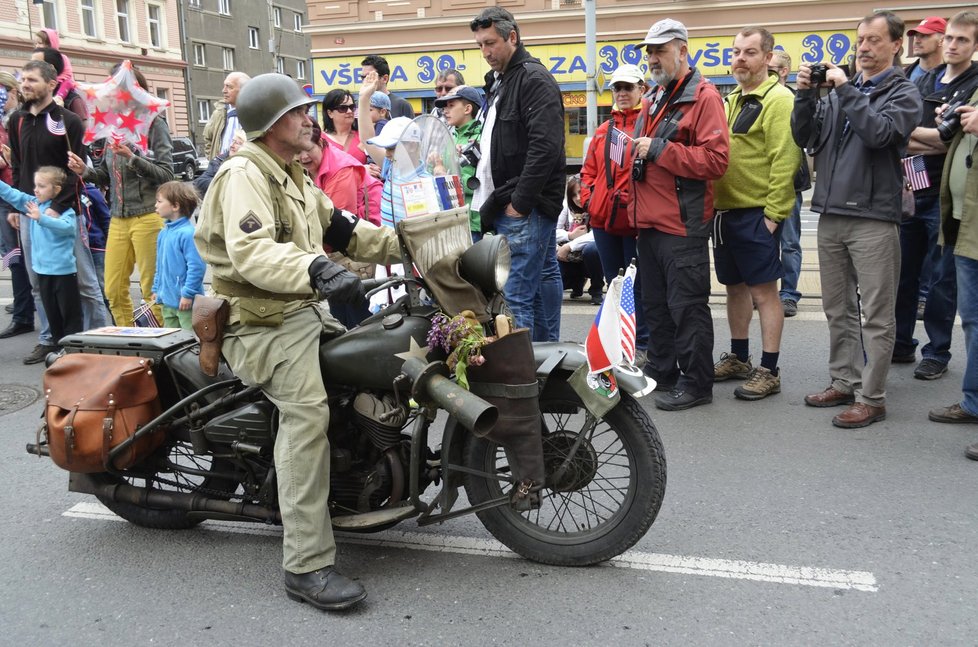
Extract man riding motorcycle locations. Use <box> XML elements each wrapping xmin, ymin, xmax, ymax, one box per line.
<box><xmin>195</xmin><ymin>73</ymin><xmax>401</xmax><ymax>611</ymax></box>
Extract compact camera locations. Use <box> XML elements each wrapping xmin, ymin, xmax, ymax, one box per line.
<box><xmin>808</xmin><ymin>63</ymin><xmax>829</xmax><ymax>86</ymax></box>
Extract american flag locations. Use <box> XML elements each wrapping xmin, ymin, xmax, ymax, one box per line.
<box><xmin>619</xmin><ymin>264</ymin><xmax>637</xmax><ymax>365</ymax></box>
<box><xmin>132</xmin><ymin>300</ymin><xmax>161</xmax><ymax>327</ymax></box>
<box><xmin>608</xmin><ymin>126</ymin><xmax>630</xmax><ymax>168</ymax></box>
<box><xmin>902</xmin><ymin>155</ymin><xmax>930</xmax><ymax>192</ymax></box>
<box><xmin>46</xmin><ymin>113</ymin><xmax>66</xmax><ymax>137</ymax></box>
<box><xmin>1</xmin><ymin>247</ymin><xmax>21</xmax><ymax>270</ymax></box>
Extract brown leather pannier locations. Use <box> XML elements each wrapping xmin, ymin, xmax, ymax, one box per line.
<box><xmin>42</xmin><ymin>354</ymin><xmax>164</xmax><ymax>473</ymax></box>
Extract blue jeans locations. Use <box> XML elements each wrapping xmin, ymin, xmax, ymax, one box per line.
<box><xmin>894</xmin><ymin>194</ymin><xmax>941</xmax><ymax>357</ymax></box>
<box><xmin>494</xmin><ymin>211</ymin><xmax>562</xmax><ymax>342</ymax></box>
<box><xmin>73</xmin><ymin>225</ymin><xmax>111</xmax><ymax>331</ymax></box>
<box><xmin>1</xmin><ymin>205</ymin><xmax>35</xmax><ymax>326</ymax></box>
<box><xmin>920</xmin><ymin>244</ymin><xmax>957</xmax><ymax>364</ymax></box>
<box><xmin>779</xmin><ymin>192</ymin><xmax>803</xmax><ymax>303</ymax></box>
<box><xmin>955</xmin><ymin>254</ymin><xmax>978</xmax><ymax>417</ymax></box>
<box><xmin>592</xmin><ymin>227</ymin><xmax>649</xmax><ymax>349</ymax></box>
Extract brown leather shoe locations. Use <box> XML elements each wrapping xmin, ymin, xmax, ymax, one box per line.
<box><xmin>832</xmin><ymin>403</ymin><xmax>886</xmax><ymax>429</ymax></box>
<box><xmin>804</xmin><ymin>386</ymin><xmax>855</xmax><ymax>408</ymax></box>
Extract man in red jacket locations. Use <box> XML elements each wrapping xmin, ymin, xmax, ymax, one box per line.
<box><xmin>631</xmin><ymin>18</ymin><xmax>730</xmax><ymax>411</ymax></box>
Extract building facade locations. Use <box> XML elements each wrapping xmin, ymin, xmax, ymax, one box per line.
<box><xmin>0</xmin><ymin>0</ymin><xmax>188</xmax><ymax>135</ymax></box>
<box><xmin>305</xmin><ymin>0</ymin><xmax>973</xmax><ymax>162</ymax></box>
<box><xmin>181</xmin><ymin>0</ymin><xmax>311</xmax><ymax>146</ymax></box>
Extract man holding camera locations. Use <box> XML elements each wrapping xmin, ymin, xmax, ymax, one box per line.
<box><xmin>895</xmin><ymin>11</ymin><xmax>978</xmax><ymax>381</ymax></box>
<box><xmin>791</xmin><ymin>10</ymin><xmax>922</xmax><ymax>428</ymax></box>
<box><xmin>630</xmin><ymin>18</ymin><xmax>729</xmax><ymax>411</ymax></box>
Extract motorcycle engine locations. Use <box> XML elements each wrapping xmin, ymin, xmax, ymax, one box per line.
<box><xmin>351</xmin><ymin>392</ymin><xmax>409</xmax><ymax>450</ymax></box>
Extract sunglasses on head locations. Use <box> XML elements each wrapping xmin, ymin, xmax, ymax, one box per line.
<box><xmin>612</xmin><ymin>83</ymin><xmax>637</xmax><ymax>92</ymax></box>
<box><xmin>470</xmin><ymin>17</ymin><xmax>496</xmax><ymax>30</ymax></box>
<box><xmin>330</xmin><ymin>104</ymin><xmax>355</xmax><ymax>113</ymax></box>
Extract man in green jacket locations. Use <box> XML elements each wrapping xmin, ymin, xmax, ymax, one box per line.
<box><xmin>928</xmin><ymin>88</ymin><xmax>978</xmax><ymax>455</ymax></box>
<box><xmin>435</xmin><ymin>85</ymin><xmax>484</xmax><ymax>240</ymax></box>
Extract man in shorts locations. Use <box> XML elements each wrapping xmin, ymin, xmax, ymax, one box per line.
<box><xmin>712</xmin><ymin>26</ymin><xmax>800</xmax><ymax>400</ymax></box>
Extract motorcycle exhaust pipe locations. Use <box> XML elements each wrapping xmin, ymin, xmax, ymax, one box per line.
<box><xmin>70</xmin><ymin>472</ymin><xmax>281</xmax><ymax>523</ymax></box>
<box><xmin>400</xmin><ymin>357</ymin><xmax>497</xmax><ymax>436</ymax></box>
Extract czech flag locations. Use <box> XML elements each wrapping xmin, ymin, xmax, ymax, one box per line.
<box><xmin>585</xmin><ymin>276</ymin><xmax>622</xmax><ymax>374</ymax></box>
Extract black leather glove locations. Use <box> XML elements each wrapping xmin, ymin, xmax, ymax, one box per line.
<box><xmin>308</xmin><ymin>256</ymin><xmax>365</xmax><ymax>304</ymax></box>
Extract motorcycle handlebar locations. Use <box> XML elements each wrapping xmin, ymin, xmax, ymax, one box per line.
<box><xmin>400</xmin><ymin>357</ymin><xmax>497</xmax><ymax>436</ymax></box>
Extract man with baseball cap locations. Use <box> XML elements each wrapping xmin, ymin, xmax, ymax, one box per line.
<box><xmin>630</xmin><ymin>18</ymin><xmax>730</xmax><ymax>411</ymax></box>
<box><xmin>435</xmin><ymin>86</ymin><xmax>484</xmax><ymax>238</ymax></box>
<box><xmin>907</xmin><ymin>17</ymin><xmax>947</xmax><ymax>83</ymax></box>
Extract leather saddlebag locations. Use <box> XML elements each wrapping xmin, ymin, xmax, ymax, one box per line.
<box><xmin>43</xmin><ymin>354</ymin><xmax>164</xmax><ymax>473</ymax></box>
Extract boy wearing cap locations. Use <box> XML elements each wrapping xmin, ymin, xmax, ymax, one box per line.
<box><xmin>630</xmin><ymin>18</ymin><xmax>729</xmax><ymax>411</ymax></box>
<box><xmin>369</xmin><ymin>92</ymin><xmax>391</xmax><ymax>134</ymax></box>
<box><xmin>435</xmin><ymin>85</ymin><xmax>484</xmax><ymax>238</ymax></box>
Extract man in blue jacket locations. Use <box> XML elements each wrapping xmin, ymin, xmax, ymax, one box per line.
<box><xmin>791</xmin><ymin>10</ymin><xmax>922</xmax><ymax>428</ymax></box>
<box><xmin>469</xmin><ymin>7</ymin><xmax>565</xmax><ymax>341</ymax></box>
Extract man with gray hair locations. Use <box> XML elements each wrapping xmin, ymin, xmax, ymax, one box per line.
<box><xmin>203</xmin><ymin>71</ymin><xmax>250</xmax><ymax>159</ymax></box>
<box><xmin>630</xmin><ymin>18</ymin><xmax>729</xmax><ymax>411</ymax></box>
<box><xmin>469</xmin><ymin>7</ymin><xmax>565</xmax><ymax>341</ymax></box>
<box><xmin>792</xmin><ymin>10</ymin><xmax>921</xmax><ymax>428</ymax></box>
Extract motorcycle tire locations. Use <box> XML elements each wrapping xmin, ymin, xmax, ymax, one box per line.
<box><xmin>461</xmin><ymin>378</ymin><xmax>666</xmax><ymax>566</ymax></box>
<box><xmin>91</xmin><ymin>438</ymin><xmax>240</xmax><ymax>530</ymax></box>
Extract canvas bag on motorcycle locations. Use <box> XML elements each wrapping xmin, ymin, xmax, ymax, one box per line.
<box><xmin>42</xmin><ymin>354</ymin><xmax>164</xmax><ymax>473</ymax></box>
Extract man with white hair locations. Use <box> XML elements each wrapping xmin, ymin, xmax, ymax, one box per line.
<box><xmin>203</xmin><ymin>71</ymin><xmax>250</xmax><ymax>159</ymax></box>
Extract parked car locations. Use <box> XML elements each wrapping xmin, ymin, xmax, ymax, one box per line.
<box><xmin>171</xmin><ymin>136</ymin><xmax>201</xmax><ymax>181</ymax></box>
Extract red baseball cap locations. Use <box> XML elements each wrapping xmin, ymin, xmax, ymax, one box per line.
<box><xmin>908</xmin><ymin>16</ymin><xmax>947</xmax><ymax>36</ymax></box>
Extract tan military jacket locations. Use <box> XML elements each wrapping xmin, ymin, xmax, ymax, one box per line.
<box><xmin>195</xmin><ymin>141</ymin><xmax>400</xmax><ymax>322</ymax></box>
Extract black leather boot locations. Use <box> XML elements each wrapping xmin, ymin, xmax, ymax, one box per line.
<box><xmin>467</xmin><ymin>329</ymin><xmax>544</xmax><ymax>510</ymax></box>
<box><xmin>283</xmin><ymin>567</ymin><xmax>367</xmax><ymax>611</ymax></box>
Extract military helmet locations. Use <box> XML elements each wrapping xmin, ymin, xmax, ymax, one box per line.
<box><xmin>236</xmin><ymin>73</ymin><xmax>316</xmax><ymax>140</ymax></box>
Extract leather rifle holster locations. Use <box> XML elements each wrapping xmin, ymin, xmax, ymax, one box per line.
<box><xmin>466</xmin><ymin>329</ymin><xmax>544</xmax><ymax>510</ymax></box>
<box><xmin>192</xmin><ymin>295</ymin><xmax>230</xmax><ymax>377</ymax></box>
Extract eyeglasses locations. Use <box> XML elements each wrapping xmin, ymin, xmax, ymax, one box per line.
<box><xmin>330</xmin><ymin>104</ymin><xmax>355</xmax><ymax>113</ymax></box>
<box><xmin>612</xmin><ymin>83</ymin><xmax>637</xmax><ymax>93</ymax></box>
<box><xmin>435</xmin><ymin>85</ymin><xmax>456</xmax><ymax>93</ymax></box>
<box><xmin>470</xmin><ymin>17</ymin><xmax>496</xmax><ymax>30</ymax></box>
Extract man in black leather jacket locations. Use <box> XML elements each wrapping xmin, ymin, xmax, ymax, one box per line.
<box><xmin>470</xmin><ymin>7</ymin><xmax>565</xmax><ymax>341</ymax></box>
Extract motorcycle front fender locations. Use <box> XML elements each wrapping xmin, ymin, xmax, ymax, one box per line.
<box><xmin>532</xmin><ymin>341</ymin><xmax>656</xmax><ymax>398</ymax></box>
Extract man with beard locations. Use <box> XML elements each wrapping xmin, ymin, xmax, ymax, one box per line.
<box><xmin>196</xmin><ymin>73</ymin><xmax>400</xmax><ymax>610</ymax></box>
<box><xmin>712</xmin><ymin>27</ymin><xmax>800</xmax><ymax>401</ymax></box>
<box><xmin>792</xmin><ymin>11</ymin><xmax>921</xmax><ymax>428</ymax></box>
<box><xmin>894</xmin><ymin>11</ymin><xmax>978</xmax><ymax>380</ymax></box>
<box><xmin>630</xmin><ymin>18</ymin><xmax>729</xmax><ymax>411</ymax></box>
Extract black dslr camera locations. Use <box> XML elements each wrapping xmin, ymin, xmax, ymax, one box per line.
<box><xmin>808</xmin><ymin>63</ymin><xmax>829</xmax><ymax>86</ymax></box>
<box><xmin>459</xmin><ymin>140</ymin><xmax>482</xmax><ymax>190</ymax></box>
<box><xmin>938</xmin><ymin>98</ymin><xmax>969</xmax><ymax>142</ymax></box>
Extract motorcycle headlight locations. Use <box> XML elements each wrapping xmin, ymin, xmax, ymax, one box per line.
<box><xmin>459</xmin><ymin>234</ymin><xmax>510</xmax><ymax>296</ymax></box>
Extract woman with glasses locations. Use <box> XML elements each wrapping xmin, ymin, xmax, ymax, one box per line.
<box><xmin>580</xmin><ymin>64</ymin><xmax>650</xmax><ymax>359</ymax></box>
<box><xmin>321</xmin><ymin>89</ymin><xmax>369</xmax><ymax>166</ymax></box>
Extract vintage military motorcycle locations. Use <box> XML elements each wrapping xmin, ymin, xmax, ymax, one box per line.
<box><xmin>26</xmin><ymin>120</ymin><xmax>666</xmax><ymax>567</ymax></box>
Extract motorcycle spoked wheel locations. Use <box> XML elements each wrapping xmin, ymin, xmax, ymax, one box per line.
<box><xmin>462</xmin><ymin>380</ymin><xmax>666</xmax><ymax>566</ymax></box>
<box><xmin>91</xmin><ymin>438</ymin><xmax>240</xmax><ymax>530</ymax></box>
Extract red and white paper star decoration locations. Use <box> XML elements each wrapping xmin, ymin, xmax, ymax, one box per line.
<box><xmin>77</xmin><ymin>60</ymin><xmax>168</xmax><ymax>152</ymax></box>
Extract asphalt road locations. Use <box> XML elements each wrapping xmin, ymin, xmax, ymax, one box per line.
<box><xmin>0</xmin><ymin>298</ymin><xmax>976</xmax><ymax>646</ymax></box>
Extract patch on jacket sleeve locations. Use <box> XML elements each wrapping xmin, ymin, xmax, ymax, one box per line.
<box><xmin>239</xmin><ymin>211</ymin><xmax>262</xmax><ymax>233</ymax></box>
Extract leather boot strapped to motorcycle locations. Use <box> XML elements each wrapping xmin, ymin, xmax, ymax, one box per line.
<box><xmin>466</xmin><ymin>329</ymin><xmax>545</xmax><ymax>511</ymax></box>
<box><xmin>192</xmin><ymin>295</ymin><xmax>230</xmax><ymax>377</ymax></box>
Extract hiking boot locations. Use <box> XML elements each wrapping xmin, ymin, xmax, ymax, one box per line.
<box><xmin>781</xmin><ymin>299</ymin><xmax>797</xmax><ymax>318</ymax></box>
<box><xmin>914</xmin><ymin>358</ymin><xmax>948</xmax><ymax>381</ymax></box>
<box><xmin>928</xmin><ymin>403</ymin><xmax>978</xmax><ymax>424</ymax></box>
<box><xmin>734</xmin><ymin>366</ymin><xmax>781</xmax><ymax>401</ymax></box>
<box><xmin>714</xmin><ymin>352</ymin><xmax>752</xmax><ymax>381</ymax></box>
<box><xmin>23</xmin><ymin>344</ymin><xmax>58</xmax><ymax>365</ymax></box>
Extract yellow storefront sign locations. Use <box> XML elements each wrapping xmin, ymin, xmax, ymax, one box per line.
<box><xmin>313</xmin><ymin>30</ymin><xmax>857</xmax><ymax>94</ymax></box>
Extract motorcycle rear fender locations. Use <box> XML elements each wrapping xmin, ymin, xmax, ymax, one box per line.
<box><xmin>532</xmin><ymin>342</ymin><xmax>655</xmax><ymax>398</ymax></box>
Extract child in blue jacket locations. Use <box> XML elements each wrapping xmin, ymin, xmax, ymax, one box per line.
<box><xmin>0</xmin><ymin>166</ymin><xmax>81</xmax><ymax>344</ymax></box>
<box><xmin>151</xmin><ymin>181</ymin><xmax>204</xmax><ymax>329</ymax></box>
